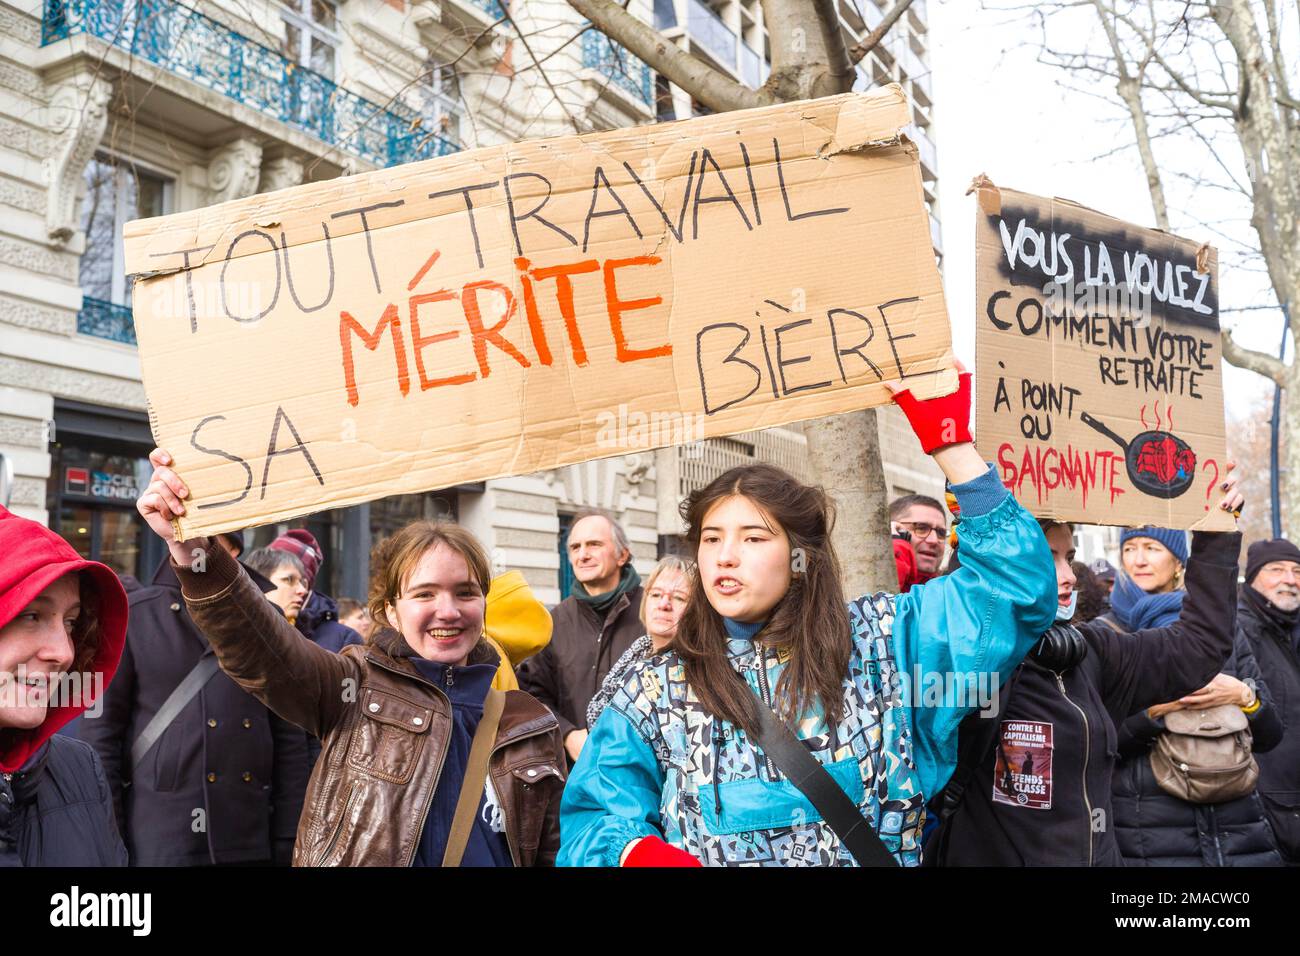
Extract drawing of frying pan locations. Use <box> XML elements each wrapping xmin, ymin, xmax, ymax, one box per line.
<box><xmin>1080</xmin><ymin>412</ymin><xmax>1197</xmax><ymax>499</ymax></box>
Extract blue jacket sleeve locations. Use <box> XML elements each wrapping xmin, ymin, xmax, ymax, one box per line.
<box><xmin>558</xmin><ymin>705</ymin><xmax>666</xmax><ymax>867</ymax></box>
<box><xmin>890</xmin><ymin>467</ymin><xmax>1056</xmax><ymax>798</ymax></box>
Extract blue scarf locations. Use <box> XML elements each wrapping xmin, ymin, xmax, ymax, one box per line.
<box><xmin>1110</xmin><ymin>576</ymin><xmax>1184</xmax><ymax>631</ymax></box>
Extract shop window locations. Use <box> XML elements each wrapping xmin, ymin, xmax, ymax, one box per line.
<box><xmin>50</xmin><ymin>445</ymin><xmax>155</xmax><ymax>581</ymax></box>
<box><xmin>370</xmin><ymin>493</ymin><xmax>458</xmax><ymax>551</ymax></box>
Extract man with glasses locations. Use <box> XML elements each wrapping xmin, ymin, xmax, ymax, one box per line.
<box><xmin>1238</xmin><ymin>538</ymin><xmax>1300</xmax><ymax>864</ymax></box>
<box><xmin>889</xmin><ymin>494</ymin><xmax>948</xmax><ymax>593</ymax></box>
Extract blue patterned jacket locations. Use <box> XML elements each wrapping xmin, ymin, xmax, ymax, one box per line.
<box><xmin>558</xmin><ymin>470</ymin><xmax>1056</xmax><ymax>866</ymax></box>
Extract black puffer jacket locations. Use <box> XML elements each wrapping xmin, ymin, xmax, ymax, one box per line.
<box><xmin>1236</xmin><ymin>587</ymin><xmax>1300</xmax><ymax>862</ymax></box>
<box><xmin>0</xmin><ymin>736</ymin><xmax>127</xmax><ymax>866</ymax></box>
<box><xmin>1112</xmin><ymin>630</ymin><xmax>1284</xmax><ymax>866</ymax></box>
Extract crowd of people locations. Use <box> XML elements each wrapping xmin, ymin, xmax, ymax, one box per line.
<box><xmin>2</xmin><ymin>367</ymin><xmax>1297</xmax><ymax>868</ymax></box>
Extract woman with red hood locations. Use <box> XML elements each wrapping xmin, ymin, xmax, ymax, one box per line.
<box><xmin>0</xmin><ymin>504</ymin><xmax>128</xmax><ymax>866</ymax></box>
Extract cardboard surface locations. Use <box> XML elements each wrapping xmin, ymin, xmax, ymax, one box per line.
<box><xmin>124</xmin><ymin>86</ymin><xmax>956</xmax><ymax>537</ymax></box>
<box><xmin>973</xmin><ymin>183</ymin><xmax>1233</xmax><ymax>531</ymax></box>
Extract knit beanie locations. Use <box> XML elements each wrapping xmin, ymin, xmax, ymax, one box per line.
<box><xmin>1120</xmin><ymin>526</ymin><xmax>1189</xmax><ymax>565</ymax></box>
<box><xmin>270</xmin><ymin>529</ymin><xmax>322</xmax><ymax>589</ymax></box>
<box><xmin>1245</xmin><ymin>538</ymin><xmax>1300</xmax><ymax>584</ymax></box>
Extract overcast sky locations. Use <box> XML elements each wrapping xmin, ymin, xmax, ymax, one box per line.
<box><xmin>928</xmin><ymin>0</ymin><xmax>1288</xmax><ymax>419</ymax></box>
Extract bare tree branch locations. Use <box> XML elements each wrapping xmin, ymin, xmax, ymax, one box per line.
<box><xmin>847</xmin><ymin>0</ymin><xmax>915</xmax><ymax>66</ymax></box>
<box><xmin>1221</xmin><ymin>329</ymin><xmax>1287</xmax><ymax>384</ymax></box>
<box><xmin>1090</xmin><ymin>0</ymin><xmax>1171</xmax><ymax>228</ymax></box>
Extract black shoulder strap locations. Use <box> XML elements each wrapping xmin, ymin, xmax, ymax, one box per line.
<box><xmin>130</xmin><ymin>656</ymin><xmax>220</xmax><ymax>770</ymax></box>
<box><xmin>749</xmin><ymin>695</ymin><xmax>899</xmax><ymax>868</ymax></box>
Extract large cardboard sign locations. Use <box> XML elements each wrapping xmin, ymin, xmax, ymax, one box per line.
<box><xmin>973</xmin><ymin>182</ymin><xmax>1233</xmax><ymax>530</ymax></box>
<box><xmin>124</xmin><ymin>87</ymin><xmax>956</xmax><ymax>538</ymax></box>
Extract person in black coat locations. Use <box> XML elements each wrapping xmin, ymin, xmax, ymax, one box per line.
<box><xmin>1112</xmin><ymin>629</ymin><xmax>1283</xmax><ymax>866</ymax></box>
<box><xmin>0</xmin><ymin>505</ymin><xmax>128</xmax><ymax>866</ymax></box>
<box><xmin>1</xmin><ymin>736</ymin><xmax>127</xmax><ymax>866</ymax></box>
<box><xmin>926</xmin><ymin>474</ymin><xmax>1244</xmax><ymax>866</ymax></box>
<box><xmin>1236</xmin><ymin>537</ymin><xmax>1300</xmax><ymax>863</ymax></box>
<box><xmin>78</xmin><ymin>545</ymin><xmax>310</xmax><ymax>866</ymax></box>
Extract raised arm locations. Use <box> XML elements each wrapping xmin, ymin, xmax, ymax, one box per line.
<box><xmin>890</xmin><ymin>469</ymin><xmax>1056</xmax><ymax>796</ymax></box>
<box><xmin>137</xmin><ymin>449</ymin><xmax>354</xmax><ymax>737</ymax></box>
<box><xmin>885</xmin><ymin>369</ymin><xmax>1057</xmax><ymax>796</ymax></box>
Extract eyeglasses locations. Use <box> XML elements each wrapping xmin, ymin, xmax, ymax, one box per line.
<box><xmin>898</xmin><ymin>521</ymin><xmax>946</xmax><ymax>541</ymax></box>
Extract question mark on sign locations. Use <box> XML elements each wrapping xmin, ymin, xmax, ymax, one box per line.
<box><xmin>1201</xmin><ymin>459</ymin><xmax>1219</xmax><ymax>511</ymax></box>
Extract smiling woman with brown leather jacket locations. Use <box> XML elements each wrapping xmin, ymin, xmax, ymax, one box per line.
<box><xmin>136</xmin><ymin>449</ymin><xmax>566</xmax><ymax>867</ymax></box>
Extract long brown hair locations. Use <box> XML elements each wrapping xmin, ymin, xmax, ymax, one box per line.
<box><xmin>676</xmin><ymin>463</ymin><xmax>850</xmax><ymax>737</ymax></box>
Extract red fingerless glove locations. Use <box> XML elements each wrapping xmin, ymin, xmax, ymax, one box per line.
<box><xmin>622</xmin><ymin>836</ymin><xmax>702</xmax><ymax>867</ymax></box>
<box><xmin>891</xmin><ymin>371</ymin><xmax>973</xmax><ymax>454</ymax></box>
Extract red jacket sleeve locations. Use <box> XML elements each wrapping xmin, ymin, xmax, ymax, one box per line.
<box><xmin>893</xmin><ymin>538</ymin><xmax>918</xmax><ymax>593</ymax></box>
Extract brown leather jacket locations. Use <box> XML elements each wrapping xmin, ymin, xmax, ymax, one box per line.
<box><xmin>174</xmin><ymin>545</ymin><xmax>566</xmax><ymax>866</ymax></box>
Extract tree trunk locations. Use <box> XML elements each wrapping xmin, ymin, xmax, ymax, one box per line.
<box><xmin>804</xmin><ymin>409</ymin><xmax>898</xmax><ymax>595</ymax></box>
<box><xmin>1212</xmin><ymin>0</ymin><xmax>1298</xmax><ymax>535</ymax></box>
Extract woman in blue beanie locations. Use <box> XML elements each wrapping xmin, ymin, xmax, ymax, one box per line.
<box><xmin>1108</xmin><ymin>519</ymin><xmax>1285</xmax><ymax>866</ymax></box>
<box><xmin>1104</xmin><ymin>526</ymin><xmax>1190</xmax><ymax>631</ymax></box>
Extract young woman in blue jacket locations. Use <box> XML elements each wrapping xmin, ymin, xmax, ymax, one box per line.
<box><xmin>558</xmin><ymin>371</ymin><xmax>1059</xmax><ymax>866</ymax></box>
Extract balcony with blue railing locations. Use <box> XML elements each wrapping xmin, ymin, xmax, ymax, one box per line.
<box><xmin>581</xmin><ymin>28</ymin><xmax>652</xmax><ymax>106</ymax></box>
<box><xmin>78</xmin><ymin>297</ymin><xmax>137</xmax><ymax>346</ymax></box>
<box><xmin>41</xmin><ymin>0</ymin><xmax>460</xmax><ymax>169</ymax></box>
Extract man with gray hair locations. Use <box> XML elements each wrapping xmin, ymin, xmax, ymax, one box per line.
<box><xmin>519</xmin><ymin>508</ymin><xmax>644</xmax><ymax>763</ymax></box>
<box><xmin>1238</xmin><ymin>537</ymin><xmax>1300</xmax><ymax>863</ymax></box>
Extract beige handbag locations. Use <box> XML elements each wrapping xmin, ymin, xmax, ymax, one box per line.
<box><xmin>1149</xmin><ymin>704</ymin><xmax>1259</xmax><ymax>804</ymax></box>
